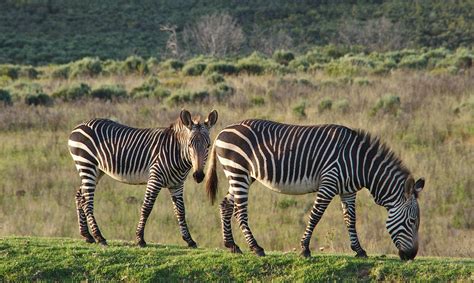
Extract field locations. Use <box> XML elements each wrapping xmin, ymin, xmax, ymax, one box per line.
<box><xmin>1</xmin><ymin>237</ymin><xmax>472</xmax><ymax>281</ymax></box>
<box><xmin>0</xmin><ymin>49</ymin><xmax>473</xmax><ymax>263</ymax></box>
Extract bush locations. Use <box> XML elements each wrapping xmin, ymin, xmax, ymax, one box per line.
<box><xmin>204</xmin><ymin>62</ymin><xmax>238</xmax><ymax>75</ymax></box>
<box><xmin>210</xmin><ymin>83</ymin><xmax>235</xmax><ymax>101</ymax></box>
<box><xmin>25</xmin><ymin>93</ymin><xmax>53</xmax><ymax>106</ymax></box>
<box><xmin>354</xmin><ymin>78</ymin><xmax>372</xmax><ymax>86</ymax></box>
<box><xmin>371</xmin><ymin>94</ymin><xmax>401</xmax><ymax>116</ymax></box>
<box><xmin>52</xmin><ymin>83</ymin><xmax>91</xmax><ymax>101</ymax></box>
<box><xmin>123</xmin><ymin>56</ymin><xmax>149</xmax><ymax>75</ymax></box>
<box><xmin>0</xmin><ymin>65</ymin><xmax>19</xmax><ymax>80</ymax></box>
<box><xmin>0</xmin><ymin>89</ymin><xmax>12</xmax><ymax>106</ymax></box>
<box><xmin>69</xmin><ymin>57</ymin><xmax>103</xmax><ymax>78</ymax></box>
<box><xmin>182</xmin><ymin>62</ymin><xmax>207</xmax><ymax>76</ymax></box>
<box><xmin>51</xmin><ymin>65</ymin><xmax>70</xmax><ymax>79</ymax></box>
<box><xmin>207</xmin><ymin>72</ymin><xmax>225</xmax><ymax>85</ymax></box>
<box><xmin>398</xmin><ymin>55</ymin><xmax>428</xmax><ymax>69</ymax></box>
<box><xmin>91</xmin><ymin>85</ymin><xmax>127</xmax><ymax>101</ymax></box>
<box><xmin>318</xmin><ymin>99</ymin><xmax>333</xmax><ymax>112</ymax></box>
<box><xmin>19</xmin><ymin>67</ymin><xmax>39</xmax><ymax>79</ymax></box>
<box><xmin>161</xmin><ymin>59</ymin><xmax>184</xmax><ymax>71</ymax></box>
<box><xmin>250</xmin><ymin>96</ymin><xmax>265</xmax><ymax>106</ymax></box>
<box><xmin>293</xmin><ymin>102</ymin><xmax>306</xmax><ymax>118</ymax></box>
<box><xmin>273</xmin><ymin>50</ymin><xmax>295</xmax><ymax>65</ymax></box>
<box><xmin>334</xmin><ymin>99</ymin><xmax>350</xmax><ymax>113</ymax></box>
<box><xmin>166</xmin><ymin>89</ymin><xmax>209</xmax><ymax>105</ymax></box>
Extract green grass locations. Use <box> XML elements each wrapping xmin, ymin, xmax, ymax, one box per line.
<box><xmin>0</xmin><ymin>237</ymin><xmax>472</xmax><ymax>281</ymax></box>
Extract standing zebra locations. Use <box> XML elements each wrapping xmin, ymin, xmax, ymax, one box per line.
<box><xmin>68</xmin><ymin>109</ymin><xmax>218</xmax><ymax>247</ymax></box>
<box><xmin>206</xmin><ymin>119</ymin><xmax>425</xmax><ymax>260</ymax></box>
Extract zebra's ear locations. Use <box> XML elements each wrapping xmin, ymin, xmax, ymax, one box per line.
<box><xmin>414</xmin><ymin>178</ymin><xmax>425</xmax><ymax>193</ymax></box>
<box><xmin>180</xmin><ymin>109</ymin><xmax>193</xmax><ymax>129</ymax></box>
<box><xmin>204</xmin><ymin>110</ymin><xmax>218</xmax><ymax>129</ymax></box>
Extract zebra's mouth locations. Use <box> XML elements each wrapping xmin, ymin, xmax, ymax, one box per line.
<box><xmin>193</xmin><ymin>171</ymin><xmax>205</xmax><ymax>183</ymax></box>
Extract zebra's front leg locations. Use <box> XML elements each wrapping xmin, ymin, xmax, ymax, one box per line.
<box><xmin>136</xmin><ymin>174</ymin><xmax>163</xmax><ymax>247</ymax></box>
<box><xmin>220</xmin><ymin>193</ymin><xmax>242</xmax><ymax>254</ymax></box>
<box><xmin>341</xmin><ymin>193</ymin><xmax>367</xmax><ymax>258</ymax></box>
<box><xmin>300</xmin><ymin>187</ymin><xmax>337</xmax><ymax>258</ymax></box>
<box><xmin>233</xmin><ymin>185</ymin><xmax>265</xmax><ymax>256</ymax></box>
<box><xmin>169</xmin><ymin>185</ymin><xmax>197</xmax><ymax>248</ymax></box>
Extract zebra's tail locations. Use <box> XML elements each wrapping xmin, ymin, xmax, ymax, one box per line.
<box><xmin>205</xmin><ymin>142</ymin><xmax>218</xmax><ymax>205</ymax></box>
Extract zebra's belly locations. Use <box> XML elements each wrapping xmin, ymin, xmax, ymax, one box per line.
<box><xmin>258</xmin><ymin>178</ymin><xmax>318</xmax><ymax>195</ymax></box>
<box><xmin>103</xmin><ymin>170</ymin><xmax>149</xmax><ymax>185</ymax></box>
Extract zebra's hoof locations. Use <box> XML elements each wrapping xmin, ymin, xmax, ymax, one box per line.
<box><xmin>98</xmin><ymin>239</ymin><xmax>108</xmax><ymax>246</ymax></box>
<box><xmin>188</xmin><ymin>241</ymin><xmax>198</xmax><ymax>249</ymax></box>
<box><xmin>252</xmin><ymin>247</ymin><xmax>266</xmax><ymax>257</ymax></box>
<box><xmin>137</xmin><ymin>240</ymin><xmax>147</xmax><ymax>248</ymax></box>
<box><xmin>300</xmin><ymin>248</ymin><xmax>311</xmax><ymax>258</ymax></box>
<box><xmin>356</xmin><ymin>250</ymin><xmax>368</xmax><ymax>258</ymax></box>
<box><xmin>84</xmin><ymin>237</ymin><xmax>95</xmax><ymax>244</ymax></box>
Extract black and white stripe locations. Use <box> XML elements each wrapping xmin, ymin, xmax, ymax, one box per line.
<box><xmin>206</xmin><ymin>119</ymin><xmax>425</xmax><ymax>260</ymax></box>
<box><xmin>68</xmin><ymin>110</ymin><xmax>218</xmax><ymax>247</ymax></box>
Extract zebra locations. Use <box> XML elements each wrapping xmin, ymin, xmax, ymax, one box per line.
<box><xmin>205</xmin><ymin>119</ymin><xmax>425</xmax><ymax>260</ymax></box>
<box><xmin>68</xmin><ymin>109</ymin><xmax>218</xmax><ymax>247</ymax></box>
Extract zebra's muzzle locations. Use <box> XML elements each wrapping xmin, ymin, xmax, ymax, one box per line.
<box><xmin>398</xmin><ymin>248</ymin><xmax>417</xmax><ymax>261</ymax></box>
<box><xmin>193</xmin><ymin>171</ymin><xmax>205</xmax><ymax>183</ymax></box>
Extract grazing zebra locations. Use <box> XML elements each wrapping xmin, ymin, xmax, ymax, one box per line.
<box><xmin>206</xmin><ymin>119</ymin><xmax>425</xmax><ymax>260</ymax></box>
<box><xmin>68</xmin><ymin>109</ymin><xmax>218</xmax><ymax>247</ymax></box>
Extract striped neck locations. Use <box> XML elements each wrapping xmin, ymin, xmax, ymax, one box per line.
<box><xmin>170</xmin><ymin>120</ymin><xmax>192</xmax><ymax>166</ymax></box>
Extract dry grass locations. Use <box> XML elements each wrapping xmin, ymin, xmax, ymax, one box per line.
<box><xmin>0</xmin><ymin>70</ymin><xmax>472</xmax><ymax>258</ymax></box>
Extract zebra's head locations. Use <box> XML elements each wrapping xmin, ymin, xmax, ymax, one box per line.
<box><xmin>180</xmin><ymin>109</ymin><xmax>218</xmax><ymax>183</ymax></box>
<box><xmin>386</xmin><ymin>177</ymin><xmax>425</xmax><ymax>260</ymax></box>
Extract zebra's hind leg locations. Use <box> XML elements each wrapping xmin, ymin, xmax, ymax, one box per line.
<box><xmin>220</xmin><ymin>193</ymin><xmax>242</xmax><ymax>254</ymax></box>
<box><xmin>75</xmin><ymin>188</ymin><xmax>94</xmax><ymax>243</ymax></box>
<box><xmin>81</xmin><ymin>179</ymin><xmax>107</xmax><ymax>245</ymax></box>
<box><xmin>169</xmin><ymin>185</ymin><xmax>197</xmax><ymax>248</ymax></box>
<box><xmin>300</xmin><ymin>184</ymin><xmax>337</xmax><ymax>258</ymax></box>
<box><xmin>341</xmin><ymin>193</ymin><xmax>367</xmax><ymax>258</ymax></box>
<box><xmin>232</xmin><ymin>183</ymin><xmax>265</xmax><ymax>257</ymax></box>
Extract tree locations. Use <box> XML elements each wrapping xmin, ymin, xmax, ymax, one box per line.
<box><xmin>183</xmin><ymin>13</ymin><xmax>245</xmax><ymax>57</ymax></box>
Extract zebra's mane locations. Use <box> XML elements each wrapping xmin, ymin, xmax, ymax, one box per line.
<box><xmin>355</xmin><ymin>129</ymin><xmax>412</xmax><ymax>187</ymax></box>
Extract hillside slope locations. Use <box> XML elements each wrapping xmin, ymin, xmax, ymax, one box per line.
<box><xmin>0</xmin><ymin>0</ymin><xmax>473</xmax><ymax>64</ymax></box>
<box><xmin>0</xmin><ymin>237</ymin><xmax>472</xmax><ymax>281</ymax></box>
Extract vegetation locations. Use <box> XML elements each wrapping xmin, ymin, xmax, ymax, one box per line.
<box><xmin>0</xmin><ymin>237</ymin><xmax>472</xmax><ymax>281</ymax></box>
<box><xmin>1</xmin><ymin>1</ymin><xmax>473</xmax><ymax>65</ymax></box>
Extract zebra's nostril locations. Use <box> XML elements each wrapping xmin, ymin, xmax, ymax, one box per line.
<box><xmin>193</xmin><ymin>171</ymin><xmax>205</xmax><ymax>183</ymax></box>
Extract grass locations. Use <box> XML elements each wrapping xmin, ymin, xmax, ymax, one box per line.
<box><xmin>0</xmin><ymin>237</ymin><xmax>472</xmax><ymax>281</ymax></box>
<box><xmin>0</xmin><ymin>66</ymin><xmax>472</xmax><ymax>260</ymax></box>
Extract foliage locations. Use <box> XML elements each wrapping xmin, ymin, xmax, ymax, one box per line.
<box><xmin>167</xmin><ymin>89</ymin><xmax>209</xmax><ymax>105</ymax></box>
<box><xmin>206</xmin><ymin>72</ymin><xmax>225</xmax><ymax>85</ymax></box>
<box><xmin>204</xmin><ymin>62</ymin><xmax>238</xmax><ymax>75</ymax></box>
<box><xmin>182</xmin><ymin>62</ymin><xmax>207</xmax><ymax>76</ymax></box>
<box><xmin>292</xmin><ymin>102</ymin><xmax>306</xmax><ymax>118</ymax></box>
<box><xmin>1</xmin><ymin>237</ymin><xmax>472</xmax><ymax>281</ymax></box>
<box><xmin>24</xmin><ymin>92</ymin><xmax>53</xmax><ymax>106</ymax></box>
<box><xmin>131</xmin><ymin>77</ymin><xmax>170</xmax><ymax>100</ymax></box>
<box><xmin>0</xmin><ymin>89</ymin><xmax>12</xmax><ymax>106</ymax></box>
<box><xmin>52</xmin><ymin>83</ymin><xmax>91</xmax><ymax>101</ymax></box>
<box><xmin>210</xmin><ymin>83</ymin><xmax>235</xmax><ymax>101</ymax></box>
<box><xmin>371</xmin><ymin>95</ymin><xmax>401</xmax><ymax>116</ymax></box>
<box><xmin>161</xmin><ymin>59</ymin><xmax>184</xmax><ymax>71</ymax></box>
<box><xmin>273</xmin><ymin>50</ymin><xmax>295</xmax><ymax>66</ymax></box>
<box><xmin>90</xmin><ymin>85</ymin><xmax>127</xmax><ymax>101</ymax></box>
<box><xmin>318</xmin><ymin>99</ymin><xmax>333</xmax><ymax>112</ymax></box>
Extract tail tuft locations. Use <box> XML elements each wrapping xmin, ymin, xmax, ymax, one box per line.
<box><xmin>205</xmin><ymin>144</ymin><xmax>218</xmax><ymax>205</ymax></box>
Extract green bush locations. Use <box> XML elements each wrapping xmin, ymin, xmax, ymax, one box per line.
<box><xmin>273</xmin><ymin>50</ymin><xmax>295</xmax><ymax>65</ymax></box>
<box><xmin>210</xmin><ymin>83</ymin><xmax>235</xmax><ymax>101</ymax></box>
<box><xmin>52</xmin><ymin>83</ymin><xmax>91</xmax><ymax>101</ymax></box>
<box><xmin>182</xmin><ymin>62</ymin><xmax>207</xmax><ymax>76</ymax></box>
<box><xmin>131</xmin><ymin>77</ymin><xmax>171</xmax><ymax>100</ymax></box>
<box><xmin>398</xmin><ymin>55</ymin><xmax>428</xmax><ymax>69</ymax></box>
<box><xmin>69</xmin><ymin>57</ymin><xmax>103</xmax><ymax>78</ymax></box>
<box><xmin>371</xmin><ymin>94</ymin><xmax>401</xmax><ymax>116</ymax></box>
<box><xmin>204</xmin><ymin>62</ymin><xmax>238</xmax><ymax>75</ymax></box>
<box><xmin>293</xmin><ymin>102</ymin><xmax>306</xmax><ymax>118</ymax></box>
<box><xmin>123</xmin><ymin>56</ymin><xmax>149</xmax><ymax>75</ymax></box>
<box><xmin>25</xmin><ymin>93</ymin><xmax>53</xmax><ymax>106</ymax></box>
<box><xmin>166</xmin><ymin>89</ymin><xmax>209</xmax><ymax>105</ymax></box>
<box><xmin>0</xmin><ymin>89</ymin><xmax>12</xmax><ymax>106</ymax></box>
<box><xmin>19</xmin><ymin>67</ymin><xmax>39</xmax><ymax>79</ymax></box>
<box><xmin>91</xmin><ymin>85</ymin><xmax>127</xmax><ymax>101</ymax></box>
<box><xmin>51</xmin><ymin>65</ymin><xmax>70</xmax><ymax>79</ymax></box>
<box><xmin>0</xmin><ymin>65</ymin><xmax>19</xmax><ymax>80</ymax></box>
<box><xmin>318</xmin><ymin>99</ymin><xmax>333</xmax><ymax>112</ymax></box>
<box><xmin>334</xmin><ymin>99</ymin><xmax>350</xmax><ymax>113</ymax></box>
<box><xmin>250</xmin><ymin>96</ymin><xmax>265</xmax><ymax>106</ymax></box>
<box><xmin>354</xmin><ymin>78</ymin><xmax>372</xmax><ymax>86</ymax></box>
<box><xmin>207</xmin><ymin>72</ymin><xmax>225</xmax><ymax>85</ymax></box>
<box><xmin>161</xmin><ymin>59</ymin><xmax>184</xmax><ymax>71</ymax></box>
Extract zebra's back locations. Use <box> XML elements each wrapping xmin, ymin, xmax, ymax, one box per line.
<box><xmin>68</xmin><ymin>119</ymin><xmax>166</xmax><ymax>184</ymax></box>
<box><xmin>215</xmin><ymin>119</ymin><xmax>354</xmax><ymax>195</ymax></box>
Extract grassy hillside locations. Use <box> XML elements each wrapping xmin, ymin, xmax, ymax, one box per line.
<box><xmin>0</xmin><ymin>237</ymin><xmax>472</xmax><ymax>281</ymax></box>
<box><xmin>0</xmin><ymin>0</ymin><xmax>473</xmax><ymax>64</ymax></box>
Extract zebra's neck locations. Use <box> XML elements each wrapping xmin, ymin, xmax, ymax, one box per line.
<box><xmin>171</xmin><ymin>122</ymin><xmax>192</xmax><ymax>167</ymax></box>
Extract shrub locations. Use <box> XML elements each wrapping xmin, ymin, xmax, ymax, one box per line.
<box><xmin>69</xmin><ymin>57</ymin><xmax>103</xmax><ymax>78</ymax></box>
<box><xmin>52</xmin><ymin>83</ymin><xmax>91</xmax><ymax>101</ymax></box>
<box><xmin>25</xmin><ymin>93</ymin><xmax>53</xmax><ymax>106</ymax></box>
<box><xmin>0</xmin><ymin>89</ymin><xmax>12</xmax><ymax>106</ymax></box>
<box><xmin>371</xmin><ymin>94</ymin><xmax>401</xmax><ymax>116</ymax></box>
<box><xmin>293</xmin><ymin>102</ymin><xmax>306</xmax><ymax>118</ymax></box>
<box><xmin>207</xmin><ymin>72</ymin><xmax>225</xmax><ymax>85</ymax></box>
<box><xmin>204</xmin><ymin>62</ymin><xmax>238</xmax><ymax>75</ymax></box>
<box><xmin>182</xmin><ymin>62</ymin><xmax>207</xmax><ymax>76</ymax></box>
<box><xmin>123</xmin><ymin>56</ymin><xmax>149</xmax><ymax>75</ymax></box>
<box><xmin>91</xmin><ymin>85</ymin><xmax>127</xmax><ymax>101</ymax></box>
<box><xmin>277</xmin><ymin>198</ymin><xmax>298</xmax><ymax>209</ymax></box>
<box><xmin>19</xmin><ymin>67</ymin><xmax>39</xmax><ymax>79</ymax></box>
<box><xmin>131</xmin><ymin>77</ymin><xmax>161</xmax><ymax>97</ymax></box>
<box><xmin>354</xmin><ymin>78</ymin><xmax>372</xmax><ymax>86</ymax></box>
<box><xmin>161</xmin><ymin>59</ymin><xmax>184</xmax><ymax>71</ymax></box>
<box><xmin>0</xmin><ymin>65</ymin><xmax>19</xmax><ymax>80</ymax></box>
<box><xmin>51</xmin><ymin>65</ymin><xmax>70</xmax><ymax>79</ymax></box>
<box><xmin>250</xmin><ymin>96</ymin><xmax>265</xmax><ymax>106</ymax></box>
<box><xmin>398</xmin><ymin>55</ymin><xmax>428</xmax><ymax>69</ymax></box>
<box><xmin>166</xmin><ymin>89</ymin><xmax>209</xmax><ymax>105</ymax></box>
<box><xmin>318</xmin><ymin>99</ymin><xmax>333</xmax><ymax>112</ymax></box>
<box><xmin>210</xmin><ymin>83</ymin><xmax>235</xmax><ymax>101</ymax></box>
<box><xmin>324</xmin><ymin>61</ymin><xmax>358</xmax><ymax>77</ymax></box>
<box><xmin>273</xmin><ymin>50</ymin><xmax>295</xmax><ymax>65</ymax></box>
<box><xmin>334</xmin><ymin>99</ymin><xmax>350</xmax><ymax>113</ymax></box>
